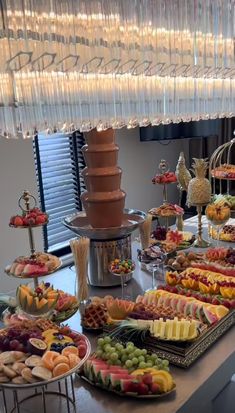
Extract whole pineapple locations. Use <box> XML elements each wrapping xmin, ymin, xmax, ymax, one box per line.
<box><xmin>187</xmin><ymin>158</ymin><xmax>211</xmax><ymax>206</ymax></box>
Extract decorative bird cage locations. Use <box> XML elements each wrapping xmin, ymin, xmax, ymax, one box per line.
<box><xmin>209</xmin><ymin>138</ymin><xmax>235</xmax><ymax>196</ymax></box>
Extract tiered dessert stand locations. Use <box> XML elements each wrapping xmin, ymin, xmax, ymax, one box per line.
<box><xmin>150</xmin><ymin>159</ymin><xmax>183</xmax><ymax>229</ymax></box>
<box><xmin>209</xmin><ymin>138</ymin><xmax>235</xmax><ymax>196</ymax></box>
<box><xmin>6</xmin><ymin>190</ymin><xmax>61</xmax><ymax>289</ymax></box>
<box><xmin>1</xmin><ymin>191</ymin><xmax>91</xmax><ymax>413</ymax></box>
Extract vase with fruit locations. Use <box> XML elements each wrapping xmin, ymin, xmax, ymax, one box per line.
<box><xmin>206</xmin><ymin>203</ymin><xmax>230</xmax><ymax>246</ymax></box>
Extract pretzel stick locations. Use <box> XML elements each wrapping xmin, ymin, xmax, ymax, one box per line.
<box><xmin>70</xmin><ymin>237</ymin><xmax>90</xmax><ymax>302</ymax></box>
<box><xmin>139</xmin><ymin>214</ymin><xmax>152</xmax><ymax>250</ymax></box>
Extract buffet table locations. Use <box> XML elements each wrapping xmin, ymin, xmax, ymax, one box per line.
<box><xmin>1</xmin><ymin>217</ymin><xmax>234</xmax><ymax>413</ymax></box>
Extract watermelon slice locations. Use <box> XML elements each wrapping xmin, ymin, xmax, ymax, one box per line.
<box><xmin>203</xmin><ymin>307</ymin><xmax>218</xmax><ymax>325</ymax></box>
<box><xmin>110</xmin><ymin>373</ymin><xmax>131</xmax><ymax>390</ymax></box>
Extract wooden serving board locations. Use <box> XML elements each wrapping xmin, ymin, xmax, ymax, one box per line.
<box><xmin>104</xmin><ymin>310</ymin><xmax>235</xmax><ymax>368</ymax></box>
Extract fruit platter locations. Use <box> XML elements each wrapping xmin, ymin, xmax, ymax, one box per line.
<box><xmin>102</xmin><ymin>287</ymin><xmax>234</xmax><ymax>367</ymax></box>
<box><xmin>3</xmin><ymin>283</ymin><xmax>80</xmax><ymax>324</ymax></box>
<box><xmin>152</xmin><ymin>171</ymin><xmax>177</xmax><ymax>185</ymax></box>
<box><xmin>79</xmin><ymin>335</ymin><xmax>176</xmax><ymax>398</ymax></box>
<box><xmin>151</xmin><ymin>227</ymin><xmax>195</xmax><ymax>252</ymax></box>
<box><xmin>9</xmin><ymin>207</ymin><xmax>48</xmax><ymax>228</ymax></box>
<box><xmin>149</xmin><ymin>204</ymin><xmax>184</xmax><ymax>218</ymax></box>
<box><xmin>0</xmin><ymin>318</ymin><xmax>90</xmax><ymax>387</ymax></box>
<box><xmin>209</xmin><ymin>223</ymin><xmax>235</xmax><ymax>242</ymax></box>
<box><xmin>211</xmin><ymin>163</ymin><xmax>235</xmax><ymax>180</ymax></box>
<box><xmin>5</xmin><ymin>253</ymin><xmax>61</xmax><ymax>279</ymax></box>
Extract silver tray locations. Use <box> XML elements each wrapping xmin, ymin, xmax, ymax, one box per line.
<box><xmin>0</xmin><ymin>332</ymin><xmax>91</xmax><ymax>389</ymax></box>
<box><xmin>63</xmin><ymin>209</ymin><xmax>146</xmax><ymax>240</ymax></box>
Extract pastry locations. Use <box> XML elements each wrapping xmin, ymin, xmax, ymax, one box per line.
<box><xmin>21</xmin><ymin>367</ymin><xmax>39</xmax><ymax>383</ymax></box>
<box><xmin>0</xmin><ymin>375</ymin><xmax>10</xmax><ymax>383</ymax></box>
<box><xmin>32</xmin><ymin>366</ymin><xmax>52</xmax><ymax>381</ymax></box>
<box><xmin>12</xmin><ymin>376</ymin><xmax>28</xmax><ymax>384</ymax></box>
<box><xmin>25</xmin><ymin>355</ymin><xmax>43</xmax><ymax>368</ymax></box>
<box><xmin>12</xmin><ymin>362</ymin><xmax>26</xmax><ymax>375</ymax></box>
<box><xmin>82</xmin><ymin>303</ymin><xmax>108</xmax><ymax>329</ymax></box>
<box><xmin>2</xmin><ymin>365</ymin><xmax>17</xmax><ymax>379</ymax></box>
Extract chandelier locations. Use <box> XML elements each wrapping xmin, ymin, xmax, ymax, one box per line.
<box><xmin>0</xmin><ymin>0</ymin><xmax>234</xmax><ymax>138</ymax></box>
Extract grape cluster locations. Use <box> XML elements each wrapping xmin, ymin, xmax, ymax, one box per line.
<box><xmin>0</xmin><ymin>328</ymin><xmax>42</xmax><ymax>352</ymax></box>
<box><xmin>96</xmin><ymin>335</ymin><xmax>169</xmax><ymax>372</ymax></box>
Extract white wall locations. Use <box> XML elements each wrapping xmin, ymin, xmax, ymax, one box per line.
<box><xmin>116</xmin><ymin>128</ymin><xmax>187</xmax><ymax>211</ymax></box>
<box><xmin>0</xmin><ymin>130</ymin><xmax>189</xmax><ymax>292</ymax></box>
<box><xmin>0</xmin><ymin>139</ymin><xmax>43</xmax><ymax>292</ymax></box>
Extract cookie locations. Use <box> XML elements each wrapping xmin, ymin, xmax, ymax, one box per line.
<box><xmin>3</xmin><ymin>366</ymin><xmax>17</xmax><ymax>379</ymax></box>
<box><xmin>0</xmin><ymin>375</ymin><xmax>10</xmax><ymax>383</ymax></box>
<box><xmin>21</xmin><ymin>368</ymin><xmax>39</xmax><ymax>384</ymax></box>
<box><xmin>12</xmin><ymin>362</ymin><xmax>26</xmax><ymax>375</ymax></box>
<box><xmin>32</xmin><ymin>366</ymin><xmax>52</xmax><ymax>381</ymax></box>
<box><xmin>12</xmin><ymin>376</ymin><xmax>28</xmax><ymax>385</ymax></box>
<box><xmin>25</xmin><ymin>355</ymin><xmax>43</xmax><ymax>368</ymax></box>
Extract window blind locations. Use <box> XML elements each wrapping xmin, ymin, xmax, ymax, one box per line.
<box><xmin>33</xmin><ymin>131</ymin><xmax>86</xmax><ymax>256</ymax></box>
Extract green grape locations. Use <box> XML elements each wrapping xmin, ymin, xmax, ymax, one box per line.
<box><xmin>134</xmin><ymin>349</ymin><xmax>142</xmax><ymax>357</ymax></box>
<box><xmin>120</xmin><ymin>349</ymin><xmax>126</xmax><ymax>356</ymax></box>
<box><xmin>116</xmin><ymin>359</ymin><xmax>122</xmax><ymax>366</ymax></box>
<box><xmin>126</xmin><ymin>345</ymin><xmax>134</xmax><ymax>354</ymax></box>
<box><xmin>107</xmin><ymin>359</ymin><xmax>113</xmax><ymax>365</ymax></box>
<box><xmin>126</xmin><ymin>342</ymin><xmax>134</xmax><ymax>347</ymax></box>
<box><xmin>97</xmin><ymin>338</ymin><xmax>105</xmax><ymax>347</ymax></box>
<box><xmin>115</xmin><ymin>343</ymin><xmax>124</xmax><ymax>351</ymax></box>
<box><xmin>104</xmin><ymin>344</ymin><xmax>112</xmax><ymax>353</ymax></box>
<box><xmin>138</xmin><ymin>361</ymin><xmax>147</xmax><ymax>369</ymax></box>
<box><xmin>125</xmin><ymin>360</ymin><xmax>133</xmax><ymax>369</ymax></box>
<box><xmin>96</xmin><ymin>349</ymin><xmax>103</xmax><ymax>358</ymax></box>
<box><xmin>103</xmin><ymin>336</ymin><xmax>112</xmax><ymax>344</ymax></box>
<box><xmin>162</xmin><ymin>359</ymin><xmax>169</xmax><ymax>367</ymax></box>
<box><xmin>121</xmin><ymin>355</ymin><xmax>128</xmax><ymax>363</ymax></box>
<box><xmin>109</xmin><ymin>346</ymin><xmax>116</xmax><ymax>353</ymax></box>
<box><xmin>132</xmin><ymin>357</ymin><xmax>138</xmax><ymax>365</ymax></box>
<box><xmin>128</xmin><ymin>353</ymin><xmax>135</xmax><ymax>360</ymax></box>
<box><xmin>138</xmin><ymin>355</ymin><xmax>145</xmax><ymax>363</ymax></box>
<box><xmin>110</xmin><ymin>352</ymin><xmax>119</xmax><ymax>361</ymax></box>
<box><xmin>146</xmin><ymin>361</ymin><xmax>153</xmax><ymax>368</ymax></box>
<box><xmin>141</xmin><ymin>349</ymin><xmax>147</xmax><ymax>356</ymax></box>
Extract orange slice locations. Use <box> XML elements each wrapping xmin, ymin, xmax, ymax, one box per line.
<box><xmin>53</xmin><ymin>355</ymin><xmax>69</xmax><ymax>367</ymax></box>
<box><xmin>67</xmin><ymin>354</ymin><xmax>80</xmax><ymax>369</ymax></box>
<box><xmin>62</xmin><ymin>346</ymin><xmax>78</xmax><ymax>357</ymax></box>
<box><xmin>42</xmin><ymin>351</ymin><xmax>59</xmax><ymax>371</ymax></box>
<box><xmin>53</xmin><ymin>363</ymin><xmax>70</xmax><ymax>377</ymax></box>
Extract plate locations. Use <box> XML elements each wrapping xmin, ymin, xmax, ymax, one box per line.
<box><xmin>5</xmin><ymin>261</ymin><xmax>62</xmax><ymax>279</ymax></box>
<box><xmin>79</xmin><ymin>374</ymin><xmax>176</xmax><ymax>399</ymax></box>
<box><xmin>0</xmin><ymin>330</ymin><xmax>91</xmax><ymax>389</ymax></box>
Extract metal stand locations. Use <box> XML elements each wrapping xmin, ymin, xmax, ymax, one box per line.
<box><xmin>192</xmin><ymin>204</ymin><xmax>210</xmax><ymax>248</ymax></box>
<box><xmin>0</xmin><ymin>376</ymin><xmax>76</xmax><ymax>413</ymax></box>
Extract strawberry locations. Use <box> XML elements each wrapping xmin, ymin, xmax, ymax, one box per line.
<box><xmin>137</xmin><ymin>382</ymin><xmax>149</xmax><ymax>395</ymax></box>
<box><xmin>25</xmin><ymin>217</ymin><xmax>36</xmax><ymax>226</ymax></box>
<box><xmin>28</xmin><ymin>212</ymin><xmax>37</xmax><ymax>218</ymax></box>
<box><xmin>9</xmin><ymin>216</ymin><xmax>16</xmax><ymax>225</ymax></box>
<box><xmin>142</xmin><ymin>373</ymin><xmax>153</xmax><ymax>386</ymax></box>
<box><xmin>13</xmin><ymin>216</ymin><xmax>24</xmax><ymax>226</ymax></box>
<box><xmin>150</xmin><ymin>383</ymin><xmax>160</xmax><ymax>394</ymax></box>
<box><xmin>35</xmin><ymin>215</ymin><xmax>47</xmax><ymax>224</ymax></box>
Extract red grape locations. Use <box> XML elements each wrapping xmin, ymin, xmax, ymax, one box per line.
<box><xmin>9</xmin><ymin>339</ymin><xmax>20</xmax><ymax>350</ymax></box>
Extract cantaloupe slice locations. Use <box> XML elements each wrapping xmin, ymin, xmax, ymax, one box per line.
<box><xmin>37</xmin><ymin>297</ymin><xmax>48</xmax><ymax>309</ymax></box>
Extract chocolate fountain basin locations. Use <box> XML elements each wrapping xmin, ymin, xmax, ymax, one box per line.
<box><xmin>63</xmin><ymin>208</ymin><xmax>146</xmax><ymax>287</ymax></box>
<box><xmin>63</xmin><ymin>209</ymin><xmax>146</xmax><ymax>240</ymax></box>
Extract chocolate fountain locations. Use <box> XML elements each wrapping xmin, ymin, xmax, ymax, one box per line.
<box><xmin>63</xmin><ymin>128</ymin><xmax>146</xmax><ymax>287</ymax></box>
